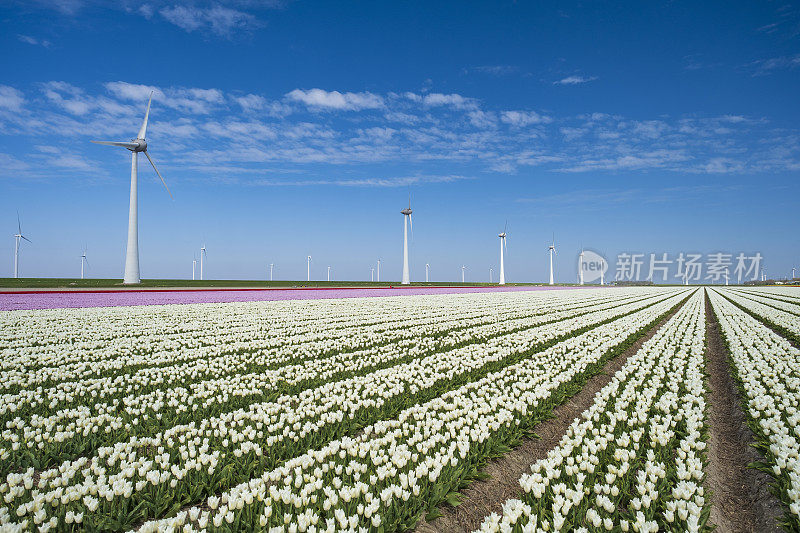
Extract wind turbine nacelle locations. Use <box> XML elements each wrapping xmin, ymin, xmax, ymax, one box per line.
<box><xmin>128</xmin><ymin>139</ymin><xmax>147</xmax><ymax>152</ymax></box>
<box><xmin>401</xmin><ymin>208</ymin><xmax>412</xmax><ymax>215</ymax></box>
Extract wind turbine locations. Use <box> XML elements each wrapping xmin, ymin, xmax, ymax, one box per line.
<box><xmin>489</xmin><ymin>267</ymin><xmax>493</xmax><ymax>283</ymax></box>
<box><xmin>578</xmin><ymin>248</ymin><xmax>585</xmax><ymax>286</ymax></box>
<box><xmin>425</xmin><ymin>263</ymin><xmax>430</xmax><ymax>283</ymax></box>
<box><xmin>192</xmin><ymin>256</ymin><xmax>197</xmax><ymax>280</ymax></box>
<box><xmin>401</xmin><ymin>197</ymin><xmax>413</xmax><ymax>285</ymax></box>
<box><xmin>377</xmin><ymin>259</ymin><xmax>381</xmax><ymax>282</ymax></box>
<box><xmin>371</xmin><ymin>267</ymin><xmax>375</xmax><ymax>282</ymax></box>
<box><xmin>725</xmin><ymin>268</ymin><xmax>729</xmax><ymax>286</ymax></box>
<box><xmin>327</xmin><ymin>266</ymin><xmax>331</xmax><ymax>282</ymax></box>
<box><xmin>200</xmin><ymin>245</ymin><xmax>207</xmax><ymax>280</ymax></box>
<box><xmin>793</xmin><ymin>267</ymin><xmax>796</xmax><ymax>280</ymax></box>
<box><xmin>461</xmin><ymin>265</ymin><xmax>466</xmax><ymax>283</ymax></box>
<box><xmin>307</xmin><ymin>255</ymin><xmax>312</xmax><ymax>281</ymax></box>
<box><xmin>92</xmin><ymin>91</ymin><xmax>172</xmax><ymax>284</ymax></box>
<box><xmin>498</xmin><ymin>222</ymin><xmax>508</xmax><ymax>285</ymax></box>
<box><xmin>12</xmin><ymin>212</ymin><xmax>31</xmax><ymax>279</ymax></box>
<box><xmin>269</xmin><ymin>263</ymin><xmax>274</xmax><ymax>281</ymax></box>
<box><xmin>548</xmin><ymin>235</ymin><xmax>556</xmax><ymax>285</ymax></box>
<box><xmin>80</xmin><ymin>247</ymin><xmax>88</xmax><ymax>280</ymax></box>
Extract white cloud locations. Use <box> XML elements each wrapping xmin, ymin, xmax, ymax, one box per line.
<box><xmin>554</xmin><ymin>75</ymin><xmax>598</xmax><ymax>85</ymax></box>
<box><xmin>159</xmin><ymin>5</ymin><xmax>258</xmax><ymax>37</ymax></box>
<box><xmin>746</xmin><ymin>54</ymin><xmax>800</xmax><ymax>75</ymax></box>
<box><xmin>286</xmin><ymin>88</ymin><xmax>384</xmax><ymax>111</ymax></box>
<box><xmin>500</xmin><ymin>110</ymin><xmax>551</xmax><ymax>126</ymax></box>
<box><xmin>41</xmin><ymin>82</ymin><xmax>92</xmax><ymax>115</ymax></box>
<box><xmin>0</xmin><ymin>86</ymin><xmax>25</xmax><ymax>111</ymax></box>
<box><xmin>17</xmin><ymin>35</ymin><xmax>51</xmax><ymax>47</ymax></box>
<box><xmin>420</xmin><ymin>93</ymin><xmax>477</xmax><ymax>109</ymax></box>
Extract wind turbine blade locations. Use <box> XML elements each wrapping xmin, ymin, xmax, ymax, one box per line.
<box><xmin>21</xmin><ymin>236</ymin><xmax>31</xmax><ymax>243</ymax></box>
<box><xmin>144</xmin><ymin>151</ymin><xmax>173</xmax><ymax>199</ymax></box>
<box><xmin>17</xmin><ymin>211</ymin><xmax>21</xmax><ymax>234</ymax></box>
<box><xmin>91</xmin><ymin>141</ymin><xmax>138</xmax><ymax>149</ymax></box>
<box><xmin>409</xmin><ymin>214</ymin><xmax>413</xmax><ymax>234</ymax></box>
<box><xmin>138</xmin><ymin>91</ymin><xmax>153</xmax><ymax>139</ymax></box>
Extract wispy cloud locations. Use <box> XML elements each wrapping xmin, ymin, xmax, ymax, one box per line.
<box><xmin>286</xmin><ymin>88</ymin><xmax>384</xmax><ymax>111</ymax></box>
<box><xmin>553</xmin><ymin>75</ymin><xmax>598</xmax><ymax>85</ymax></box>
<box><xmin>744</xmin><ymin>54</ymin><xmax>800</xmax><ymax>75</ymax></box>
<box><xmin>500</xmin><ymin>110</ymin><xmax>552</xmax><ymax>126</ymax></box>
<box><xmin>1</xmin><ymin>82</ymin><xmax>798</xmax><ymax>184</ymax></box>
<box><xmin>17</xmin><ymin>34</ymin><xmax>51</xmax><ymax>47</ymax></box>
<box><xmin>469</xmin><ymin>65</ymin><xmax>520</xmax><ymax>76</ymax></box>
<box><xmin>159</xmin><ymin>5</ymin><xmax>259</xmax><ymax>37</ymax></box>
<box><xmin>0</xmin><ymin>86</ymin><xmax>25</xmax><ymax>112</ymax></box>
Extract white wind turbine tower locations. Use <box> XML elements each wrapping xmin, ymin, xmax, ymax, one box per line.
<box><xmin>80</xmin><ymin>247</ymin><xmax>88</xmax><ymax>280</ymax></box>
<box><xmin>793</xmin><ymin>267</ymin><xmax>796</xmax><ymax>280</ymax></box>
<box><xmin>425</xmin><ymin>263</ymin><xmax>430</xmax><ymax>283</ymax></box>
<box><xmin>401</xmin><ymin>197</ymin><xmax>413</xmax><ymax>285</ymax></box>
<box><xmin>92</xmin><ymin>91</ymin><xmax>172</xmax><ymax>284</ymax></box>
<box><xmin>307</xmin><ymin>255</ymin><xmax>312</xmax><ymax>281</ymax></box>
<box><xmin>548</xmin><ymin>235</ymin><xmax>556</xmax><ymax>285</ymax></box>
<box><xmin>461</xmin><ymin>265</ymin><xmax>466</xmax><ymax>283</ymax></box>
<box><xmin>200</xmin><ymin>245</ymin><xmax>207</xmax><ymax>280</ymax></box>
<box><xmin>12</xmin><ymin>212</ymin><xmax>31</xmax><ymax>279</ymax></box>
<box><xmin>377</xmin><ymin>259</ymin><xmax>381</xmax><ymax>282</ymax></box>
<box><xmin>725</xmin><ymin>268</ymin><xmax>729</xmax><ymax>286</ymax></box>
<box><xmin>578</xmin><ymin>248</ymin><xmax>585</xmax><ymax>286</ymax></box>
<box><xmin>192</xmin><ymin>256</ymin><xmax>196</xmax><ymax>280</ymax></box>
<box><xmin>498</xmin><ymin>222</ymin><xmax>508</xmax><ymax>285</ymax></box>
<box><xmin>489</xmin><ymin>267</ymin><xmax>493</xmax><ymax>283</ymax></box>
<box><xmin>327</xmin><ymin>266</ymin><xmax>331</xmax><ymax>282</ymax></box>
<box><xmin>371</xmin><ymin>268</ymin><xmax>375</xmax><ymax>282</ymax></box>
<box><xmin>269</xmin><ymin>263</ymin><xmax>274</xmax><ymax>281</ymax></box>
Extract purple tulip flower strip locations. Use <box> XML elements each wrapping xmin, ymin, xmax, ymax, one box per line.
<box><xmin>0</xmin><ymin>285</ymin><xmax>589</xmax><ymax>311</ymax></box>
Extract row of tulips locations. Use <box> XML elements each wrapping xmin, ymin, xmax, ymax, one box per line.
<box><xmin>719</xmin><ymin>289</ymin><xmax>800</xmax><ymax>340</ymax></box>
<box><xmin>478</xmin><ymin>289</ymin><xmax>709</xmax><ymax>533</ymax></box>
<box><xmin>0</xmin><ymin>290</ymin><xmax>690</xmax><ymax>531</ymax></box>
<box><xmin>732</xmin><ymin>289</ymin><xmax>800</xmax><ymax>312</ymax></box>
<box><xmin>2</xmin><ymin>291</ymin><xmax>613</xmax><ymax>391</ymax></box>
<box><xmin>127</xmin><ymin>289</ymin><xmax>692</xmax><ymax>533</ymax></box>
<box><xmin>709</xmin><ymin>289</ymin><xmax>800</xmax><ymax>530</ymax></box>
<box><xmin>0</xmin><ymin>292</ymin><xmax>668</xmax><ymax>475</ymax></box>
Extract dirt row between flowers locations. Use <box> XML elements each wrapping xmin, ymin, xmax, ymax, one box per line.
<box><xmin>413</xmin><ymin>291</ymin><xmax>691</xmax><ymax>533</ymax></box>
<box><xmin>704</xmin><ymin>291</ymin><xmax>783</xmax><ymax>533</ymax></box>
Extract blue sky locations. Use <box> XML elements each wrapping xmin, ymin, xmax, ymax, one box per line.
<box><xmin>1</xmin><ymin>0</ymin><xmax>798</xmax><ymax>282</ymax></box>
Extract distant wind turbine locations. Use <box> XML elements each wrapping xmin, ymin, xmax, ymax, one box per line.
<box><xmin>461</xmin><ymin>265</ymin><xmax>466</xmax><ymax>283</ymax></box>
<box><xmin>578</xmin><ymin>248</ymin><xmax>585</xmax><ymax>286</ymax></box>
<box><xmin>498</xmin><ymin>222</ymin><xmax>508</xmax><ymax>285</ymax></box>
<box><xmin>401</xmin><ymin>196</ymin><xmax>413</xmax><ymax>285</ymax></box>
<box><xmin>489</xmin><ymin>267</ymin><xmax>493</xmax><ymax>283</ymax></box>
<box><xmin>92</xmin><ymin>91</ymin><xmax>172</xmax><ymax>284</ymax></box>
<box><xmin>200</xmin><ymin>245</ymin><xmax>207</xmax><ymax>280</ymax></box>
<box><xmin>12</xmin><ymin>212</ymin><xmax>31</xmax><ymax>279</ymax></box>
<box><xmin>269</xmin><ymin>263</ymin><xmax>274</xmax><ymax>281</ymax></box>
<box><xmin>377</xmin><ymin>259</ymin><xmax>381</xmax><ymax>282</ymax></box>
<box><xmin>371</xmin><ymin>267</ymin><xmax>375</xmax><ymax>282</ymax></box>
<box><xmin>793</xmin><ymin>267</ymin><xmax>796</xmax><ymax>279</ymax></box>
<box><xmin>307</xmin><ymin>255</ymin><xmax>312</xmax><ymax>281</ymax></box>
<box><xmin>548</xmin><ymin>235</ymin><xmax>556</xmax><ymax>285</ymax></box>
<box><xmin>425</xmin><ymin>263</ymin><xmax>430</xmax><ymax>283</ymax></box>
<box><xmin>80</xmin><ymin>247</ymin><xmax>88</xmax><ymax>280</ymax></box>
<box><xmin>725</xmin><ymin>268</ymin><xmax>729</xmax><ymax>286</ymax></box>
<box><xmin>192</xmin><ymin>257</ymin><xmax>196</xmax><ymax>280</ymax></box>
<box><xmin>327</xmin><ymin>266</ymin><xmax>331</xmax><ymax>282</ymax></box>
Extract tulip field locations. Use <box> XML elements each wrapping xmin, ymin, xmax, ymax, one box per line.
<box><xmin>0</xmin><ymin>286</ymin><xmax>798</xmax><ymax>532</ymax></box>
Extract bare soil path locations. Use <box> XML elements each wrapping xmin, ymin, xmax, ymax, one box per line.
<box><xmin>414</xmin><ymin>294</ymin><xmax>690</xmax><ymax>533</ymax></box>
<box><xmin>704</xmin><ymin>290</ymin><xmax>782</xmax><ymax>533</ymax></box>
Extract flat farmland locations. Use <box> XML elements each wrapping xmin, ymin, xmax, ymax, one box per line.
<box><xmin>0</xmin><ymin>287</ymin><xmax>798</xmax><ymax>532</ymax></box>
